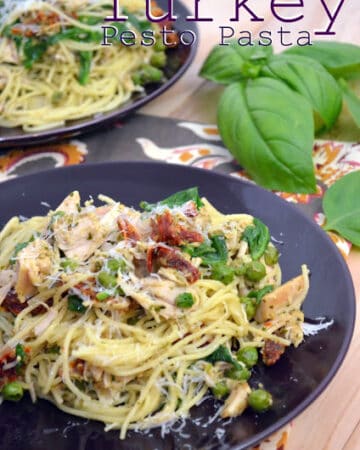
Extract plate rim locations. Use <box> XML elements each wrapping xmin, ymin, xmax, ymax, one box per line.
<box><xmin>0</xmin><ymin>161</ymin><xmax>356</xmax><ymax>449</ymax></box>
<box><xmin>0</xmin><ymin>0</ymin><xmax>198</xmax><ymax>148</ymax></box>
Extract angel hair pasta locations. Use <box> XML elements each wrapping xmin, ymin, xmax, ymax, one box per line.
<box><xmin>0</xmin><ymin>0</ymin><xmax>173</xmax><ymax>131</ymax></box>
<box><xmin>0</xmin><ymin>188</ymin><xmax>309</xmax><ymax>439</ymax></box>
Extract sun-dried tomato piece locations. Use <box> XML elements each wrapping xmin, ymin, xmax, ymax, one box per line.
<box><xmin>118</xmin><ymin>219</ymin><xmax>140</xmax><ymax>242</ymax></box>
<box><xmin>2</xmin><ymin>292</ymin><xmax>28</xmax><ymax>316</ymax></box>
<box><xmin>147</xmin><ymin>245</ymin><xmax>200</xmax><ymax>283</ymax></box>
<box><xmin>261</xmin><ymin>340</ymin><xmax>286</xmax><ymax>366</ymax></box>
<box><xmin>2</xmin><ymin>292</ymin><xmax>52</xmax><ymax>317</ymax></box>
<box><xmin>151</xmin><ymin>211</ymin><xmax>203</xmax><ymax>246</ymax></box>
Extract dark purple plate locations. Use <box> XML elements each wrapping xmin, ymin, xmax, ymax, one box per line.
<box><xmin>0</xmin><ymin>0</ymin><xmax>197</xmax><ymax>149</ymax></box>
<box><xmin>0</xmin><ymin>162</ymin><xmax>355</xmax><ymax>450</ymax></box>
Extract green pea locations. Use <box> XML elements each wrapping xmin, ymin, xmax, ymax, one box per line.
<box><xmin>106</xmin><ymin>258</ymin><xmax>126</xmax><ymax>273</ymax></box>
<box><xmin>234</xmin><ymin>264</ymin><xmax>247</xmax><ymax>276</ymax></box>
<box><xmin>240</xmin><ymin>297</ymin><xmax>256</xmax><ymax>321</ymax></box>
<box><xmin>98</xmin><ymin>271</ymin><xmax>117</xmax><ymax>289</ymax></box>
<box><xmin>175</xmin><ymin>293</ymin><xmax>194</xmax><ymax>309</ymax></box>
<box><xmin>132</xmin><ymin>71</ymin><xmax>143</xmax><ymax>86</ymax></box>
<box><xmin>264</xmin><ymin>246</ymin><xmax>279</xmax><ymax>266</ymax></box>
<box><xmin>245</xmin><ymin>261</ymin><xmax>266</xmax><ymax>282</ymax></box>
<box><xmin>248</xmin><ymin>389</ymin><xmax>273</xmax><ymax>412</ymax></box>
<box><xmin>211</xmin><ymin>382</ymin><xmax>229</xmax><ymax>399</ymax></box>
<box><xmin>237</xmin><ymin>347</ymin><xmax>258</xmax><ymax>368</ymax></box>
<box><xmin>2</xmin><ymin>382</ymin><xmax>24</xmax><ymax>402</ymax></box>
<box><xmin>96</xmin><ymin>291</ymin><xmax>110</xmax><ymax>301</ymax></box>
<box><xmin>224</xmin><ymin>365</ymin><xmax>251</xmax><ymax>381</ymax></box>
<box><xmin>60</xmin><ymin>258</ymin><xmax>78</xmax><ymax>272</ymax></box>
<box><xmin>134</xmin><ymin>65</ymin><xmax>163</xmax><ymax>85</ymax></box>
<box><xmin>150</xmin><ymin>51</ymin><xmax>166</xmax><ymax>68</ymax></box>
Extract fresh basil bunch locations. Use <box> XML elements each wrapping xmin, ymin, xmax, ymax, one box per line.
<box><xmin>200</xmin><ymin>41</ymin><xmax>360</xmax><ymax>194</ymax></box>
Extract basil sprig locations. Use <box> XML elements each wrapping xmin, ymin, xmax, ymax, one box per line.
<box><xmin>200</xmin><ymin>40</ymin><xmax>360</xmax><ymax>194</ymax></box>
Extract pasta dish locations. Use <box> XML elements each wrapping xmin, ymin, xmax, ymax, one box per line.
<box><xmin>0</xmin><ymin>188</ymin><xmax>309</xmax><ymax>438</ymax></box>
<box><xmin>0</xmin><ymin>0</ymin><xmax>171</xmax><ymax>131</ymax></box>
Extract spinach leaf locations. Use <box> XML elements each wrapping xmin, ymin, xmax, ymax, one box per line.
<box><xmin>68</xmin><ymin>295</ymin><xmax>87</xmax><ymax>313</ymax></box>
<box><xmin>23</xmin><ymin>39</ymin><xmax>49</xmax><ymax>69</ymax></box>
<box><xmin>51</xmin><ymin>27</ymin><xmax>102</xmax><ymax>44</ymax></box>
<box><xmin>262</xmin><ymin>54</ymin><xmax>342</xmax><ymax>130</ymax></box>
<box><xmin>200</xmin><ymin>40</ymin><xmax>273</xmax><ymax>85</ymax></box>
<box><xmin>248</xmin><ymin>285</ymin><xmax>274</xmax><ymax>305</ymax></box>
<box><xmin>140</xmin><ymin>187</ymin><xmax>204</xmax><ymax>211</ymax></box>
<box><xmin>210</xmin><ymin>263</ymin><xmax>235</xmax><ymax>285</ymax></box>
<box><xmin>284</xmin><ymin>41</ymin><xmax>360</xmax><ymax>80</ymax></box>
<box><xmin>338</xmin><ymin>79</ymin><xmax>360</xmax><ymax>128</ymax></box>
<box><xmin>78</xmin><ymin>51</ymin><xmax>93</xmax><ymax>85</ymax></box>
<box><xmin>183</xmin><ymin>242</ymin><xmax>216</xmax><ymax>258</ymax></box>
<box><xmin>218</xmin><ymin>78</ymin><xmax>316</xmax><ymax>193</ymax></box>
<box><xmin>323</xmin><ymin>171</ymin><xmax>360</xmax><ymax>246</ymax></box>
<box><xmin>205</xmin><ymin>345</ymin><xmax>241</xmax><ymax>369</ymax></box>
<box><xmin>242</xmin><ymin>219</ymin><xmax>270</xmax><ymax>260</ymax></box>
<box><xmin>201</xmin><ymin>235</ymin><xmax>228</xmax><ymax>265</ymax></box>
<box><xmin>184</xmin><ymin>235</ymin><xmax>227</xmax><ymax>260</ymax></box>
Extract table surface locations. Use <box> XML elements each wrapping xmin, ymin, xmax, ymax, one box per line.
<box><xmin>143</xmin><ymin>1</ymin><xmax>360</xmax><ymax>449</ymax></box>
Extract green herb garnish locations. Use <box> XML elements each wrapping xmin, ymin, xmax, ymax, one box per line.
<box><xmin>67</xmin><ymin>295</ymin><xmax>87</xmax><ymax>313</ymax></box>
<box><xmin>175</xmin><ymin>293</ymin><xmax>194</xmax><ymax>309</ymax></box>
<box><xmin>242</xmin><ymin>219</ymin><xmax>270</xmax><ymax>261</ymax></box>
<box><xmin>140</xmin><ymin>187</ymin><xmax>204</xmax><ymax>212</ymax></box>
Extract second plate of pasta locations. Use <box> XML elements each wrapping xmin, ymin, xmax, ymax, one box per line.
<box><xmin>0</xmin><ymin>0</ymin><xmax>197</xmax><ymax>147</ymax></box>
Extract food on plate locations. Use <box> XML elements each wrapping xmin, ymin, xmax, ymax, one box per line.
<box><xmin>0</xmin><ymin>0</ymin><xmax>172</xmax><ymax>131</ymax></box>
<box><xmin>0</xmin><ymin>188</ymin><xmax>309</xmax><ymax>438</ymax></box>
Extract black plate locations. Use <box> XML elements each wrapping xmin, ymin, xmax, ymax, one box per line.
<box><xmin>0</xmin><ymin>0</ymin><xmax>197</xmax><ymax>149</ymax></box>
<box><xmin>0</xmin><ymin>162</ymin><xmax>355</xmax><ymax>450</ymax></box>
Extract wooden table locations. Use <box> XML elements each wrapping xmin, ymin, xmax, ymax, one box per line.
<box><xmin>143</xmin><ymin>1</ymin><xmax>360</xmax><ymax>448</ymax></box>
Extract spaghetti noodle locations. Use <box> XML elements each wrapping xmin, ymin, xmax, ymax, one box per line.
<box><xmin>0</xmin><ymin>1</ymin><xmax>168</xmax><ymax>131</ymax></box>
<box><xmin>0</xmin><ymin>188</ymin><xmax>309</xmax><ymax>438</ymax></box>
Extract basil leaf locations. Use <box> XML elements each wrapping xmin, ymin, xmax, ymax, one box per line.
<box><xmin>262</xmin><ymin>55</ymin><xmax>342</xmax><ymax>130</ymax></box>
<box><xmin>242</xmin><ymin>218</ymin><xmax>270</xmax><ymax>260</ymax></box>
<box><xmin>284</xmin><ymin>41</ymin><xmax>360</xmax><ymax>80</ymax></box>
<box><xmin>200</xmin><ymin>40</ymin><xmax>273</xmax><ymax>85</ymax></box>
<box><xmin>323</xmin><ymin>171</ymin><xmax>360</xmax><ymax>246</ymax></box>
<box><xmin>218</xmin><ymin>78</ymin><xmax>316</xmax><ymax>193</ymax></box>
<box><xmin>338</xmin><ymin>79</ymin><xmax>360</xmax><ymax>128</ymax></box>
<box><xmin>140</xmin><ymin>187</ymin><xmax>203</xmax><ymax>211</ymax></box>
<box><xmin>205</xmin><ymin>345</ymin><xmax>241</xmax><ymax>369</ymax></box>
